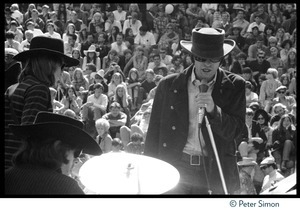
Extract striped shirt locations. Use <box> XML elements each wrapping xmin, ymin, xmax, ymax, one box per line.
<box><xmin>5</xmin><ymin>75</ymin><xmax>53</xmax><ymax>169</ymax></box>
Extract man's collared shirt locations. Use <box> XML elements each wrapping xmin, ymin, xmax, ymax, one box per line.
<box><xmin>183</xmin><ymin>66</ymin><xmax>217</xmax><ymax>156</ymax></box>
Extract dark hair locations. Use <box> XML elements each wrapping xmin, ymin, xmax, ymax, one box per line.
<box><xmin>125</xmin><ymin>27</ymin><xmax>133</xmax><ymax>38</ymax></box>
<box><xmin>112</xmin><ymin>138</ymin><xmax>123</xmax><ymax>147</ymax></box>
<box><xmin>110</xmin><ymin>101</ymin><xmax>121</xmax><ymax>109</ymax></box>
<box><xmin>242</xmin><ymin>67</ymin><xmax>253</xmax><ymax>74</ymax></box>
<box><xmin>65</xmin><ymin>85</ymin><xmax>78</xmax><ymax>98</ymax></box>
<box><xmin>236</xmin><ymin>52</ymin><xmax>247</xmax><ymax>60</ymax></box>
<box><xmin>152</xmin><ymin>53</ymin><xmax>160</xmax><ymax>59</ymax></box>
<box><xmin>128</xmin><ymin>68</ymin><xmax>139</xmax><ymax>82</ymax></box>
<box><xmin>5</xmin><ymin>31</ymin><xmax>15</xmax><ymax>39</ymax></box>
<box><xmin>18</xmin><ymin>55</ymin><xmax>63</xmax><ymax>87</ymax></box>
<box><xmin>68</xmin><ymin>33</ymin><xmax>77</xmax><ymax>41</ymax></box>
<box><xmin>57</xmin><ymin>3</ymin><xmax>67</xmax><ymax>22</ymax></box>
<box><xmin>116</xmin><ymin>32</ymin><xmax>124</xmax><ymax>39</ymax></box>
<box><xmin>139</xmin><ymin>25</ymin><xmax>148</xmax><ymax>32</ymax></box>
<box><xmin>130</xmin><ymin>133</ymin><xmax>143</xmax><ymax>142</ymax></box>
<box><xmin>171</xmin><ymin>55</ymin><xmax>181</xmax><ymax>64</ymax></box>
<box><xmin>12</xmin><ymin>136</ymin><xmax>79</xmax><ymax>170</ymax></box>
<box><xmin>245</xmin><ymin>81</ymin><xmax>252</xmax><ymax>90</ymax></box>
<box><xmin>86</xmin><ymin>63</ymin><xmax>96</xmax><ymax>72</ymax></box>
<box><xmin>252</xmin><ymin>141</ymin><xmax>260</xmax><ymax>150</ymax></box>
<box><xmin>94</xmin><ymin>83</ymin><xmax>104</xmax><ymax>90</ymax></box>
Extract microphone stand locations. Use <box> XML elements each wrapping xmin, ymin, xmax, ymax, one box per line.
<box><xmin>204</xmin><ymin>115</ymin><xmax>228</xmax><ymax>195</ymax></box>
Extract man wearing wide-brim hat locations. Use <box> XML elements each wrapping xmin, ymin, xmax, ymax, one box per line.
<box><xmin>5</xmin><ymin>111</ymin><xmax>102</xmax><ymax>194</ymax></box>
<box><xmin>5</xmin><ymin>36</ymin><xmax>79</xmax><ymax>170</ymax></box>
<box><xmin>144</xmin><ymin>27</ymin><xmax>246</xmax><ymax>194</ymax></box>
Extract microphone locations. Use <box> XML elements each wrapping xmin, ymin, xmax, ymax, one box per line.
<box><xmin>198</xmin><ymin>79</ymin><xmax>208</xmax><ymax>124</ymax></box>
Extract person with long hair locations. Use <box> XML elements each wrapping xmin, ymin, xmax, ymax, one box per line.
<box><xmin>271</xmin><ymin>114</ymin><xmax>296</xmax><ymax>173</ymax></box>
<box><xmin>62</xmin><ymin>23</ymin><xmax>79</xmax><ymax>43</ymax></box>
<box><xmin>126</xmin><ymin>68</ymin><xmax>141</xmax><ymax>110</ymax></box>
<box><xmin>107</xmin><ymin>72</ymin><xmax>126</xmax><ymax>101</ymax></box>
<box><xmin>4</xmin><ymin>36</ymin><xmax>79</xmax><ymax>170</ymax></box>
<box><xmin>112</xmin><ymin>84</ymin><xmax>131</xmax><ymax>126</ymax></box>
<box><xmin>283</xmin><ymin>48</ymin><xmax>296</xmax><ymax>73</ymax></box>
<box><xmin>57</xmin><ymin>3</ymin><xmax>70</xmax><ymax>29</ymax></box>
<box><xmin>82</xmin><ymin>45</ymin><xmax>101</xmax><ymax>71</ymax></box>
<box><xmin>60</xmin><ymin>85</ymin><xmax>82</xmax><ymax>118</ymax></box>
<box><xmin>71</xmin><ymin>68</ymin><xmax>89</xmax><ymax>93</ymax></box>
<box><xmin>71</xmin><ymin>48</ymin><xmax>83</xmax><ymax>70</ymax></box>
<box><xmin>78</xmin><ymin>24</ymin><xmax>88</xmax><ymax>43</ymax></box>
<box><xmin>279</xmin><ymin>74</ymin><xmax>290</xmax><ymax>89</ymax></box>
<box><xmin>267</xmin><ymin>14</ymin><xmax>282</xmax><ymax>34</ymax></box>
<box><xmin>107</xmin><ymin>26</ymin><xmax>120</xmax><ymax>45</ymax></box>
<box><xmin>102</xmin><ymin>49</ymin><xmax>120</xmax><ymax>71</ymax></box>
<box><xmin>275</xmin><ymin>27</ymin><xmax>290</xmax><ymax>49</ymax></box>
<box><xmin>23</xmin><ymin>3</ymin><xmax>36</xmax><ymax>25</ymax></box>
<box><xmin>124</xmin><ymin>27</ymin><xmax>135</xmax><ymax>50</ymax></box>
<box><xmin>88</xmin><ymin>12</ymin><xmax>104</xmax><ymax>35</ymax></box>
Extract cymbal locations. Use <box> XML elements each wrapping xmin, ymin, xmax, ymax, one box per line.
<box><xmin>260</xmin><ymin>172</ymin><xmax>296</xmax><ymax>194</ymax></box>
<box><xmin>79</xmin><ymin>152</ymin><xmax>180</xmax><ymax>194</ymax></box>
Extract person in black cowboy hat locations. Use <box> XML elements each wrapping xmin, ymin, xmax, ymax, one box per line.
<box><xmin>5</xmin><ymin>111</ymin><xmax>102</xmax><ymax>194</ymax></box>
<box><xmin>5</xmin><ymin>36</ymin><xmax>79</xmax><ymax>170</ymax></box>
<box><xmin>144</xmin><ymin>27</ymin><xmax>246</xmax><ymax>194</ymax></box>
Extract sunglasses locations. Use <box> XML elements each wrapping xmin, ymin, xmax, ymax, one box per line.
<box><xmin>246</xmin><ymin>113</ymin><xmax>254</xmax><ymax>116</ymax></box>
<box><xmin>260</xmin><ymin>165</ymin><xmax>269</xmax><ymax>170</ymax></box>
<box><xmin>194</xmin><ymin>56</ymin><xmax>221</xmax><ymax>63</ymax></box>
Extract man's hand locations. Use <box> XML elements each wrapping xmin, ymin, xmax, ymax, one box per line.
<box><xmin>195</xmin><ymin>92</ymin><xmax>215</xmax><ymax>113</ymax></box>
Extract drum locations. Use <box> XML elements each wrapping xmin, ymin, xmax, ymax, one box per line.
<box><xmin>79</xmin><ymin>152</ymin><xmax>180</xmax><ymax>194</ymax></box>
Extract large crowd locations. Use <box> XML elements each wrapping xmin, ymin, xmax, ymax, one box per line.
<box><xmin>5</xmin><ymin>3</ymin><xmax>297</xmax><ymax>195</ymax></box>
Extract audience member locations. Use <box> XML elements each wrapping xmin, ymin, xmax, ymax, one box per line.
<box><xmin>102</xmin><ymin>102</ymin><xmax>127</xmax><ymax>138</ymax></box>
<box><xmin>259</xmin><ymin>156</ymin><xmax>284</xmax><ymax>194</ymax></box>
<box><xmin>95</xmin><ymin>118</ymin><xmax>113</xmax><ymax>153</ymax></box>
<box><xmin>5</xmin><ymin>36</ymin><xmax>79</xmax><ymax>169</ymax></box>
<box><xmin>82</xmin><ymin>45</ymin><xmax>101</xmax><ymax>71</ymax></box>
<box><xmin>5</xmin><ymin>111</ymin><xmax>101</xmax><ymax>194</ymax></box>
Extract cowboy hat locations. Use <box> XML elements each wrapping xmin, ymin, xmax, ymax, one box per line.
<box><xmin>237</xmin><ymin>157</ymin><xmax>257</xmax><ymax>167</ymax></box>
<box><xmin>13</xmin><ymin>36</ymin><xmax>79</xmax><ymax>67</ymax></box>
<box><xmin>84</xmin><ymin>45</ymin><xmax>100</xmax><ymax>56</ymax></box>
<box><xmin>180</xmin><ymin>27</ymin><xmax>235</xmax><ymax>60</ymax></box>
<box><xmin>9</xmin><ymin>111</ymin><xmax>102</xmax><ymax>156</ymax></box>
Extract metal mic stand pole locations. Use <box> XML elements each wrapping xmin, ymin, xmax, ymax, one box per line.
<box><xmin>204</xmin><ymin>115</ymin><xmax>228</xmax><ymax>195</ymax></box>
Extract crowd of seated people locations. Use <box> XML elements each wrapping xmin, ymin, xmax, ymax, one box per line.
<box><xmin>5</xmin><ymin>3</ymin><xmax>296</xmax><ymax>195</ymax></box>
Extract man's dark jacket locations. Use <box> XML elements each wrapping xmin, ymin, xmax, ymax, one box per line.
<box><xmin>144</xmin><ymin>64</ymin><xmax>246</xmax><ymax>194</ymax></box>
